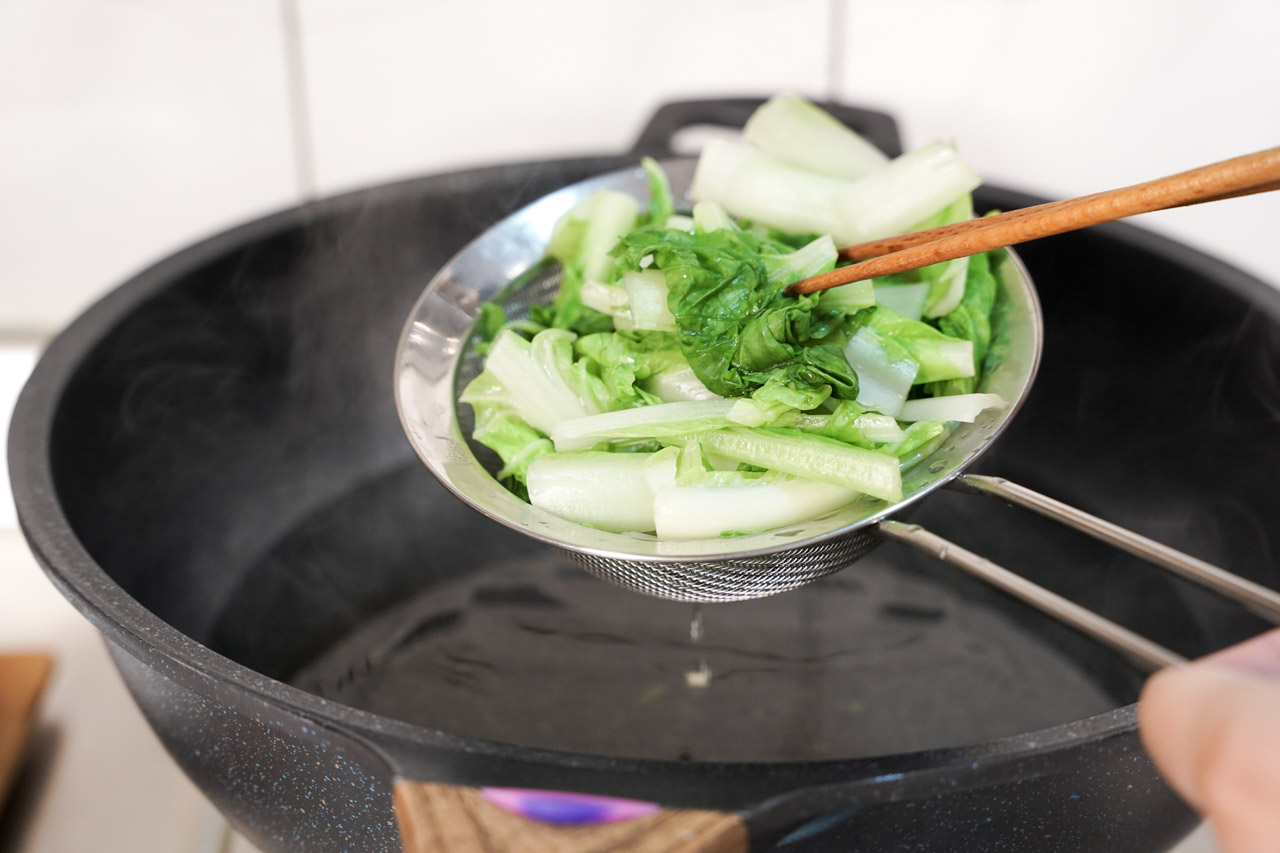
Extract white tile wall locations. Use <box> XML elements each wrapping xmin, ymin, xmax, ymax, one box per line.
<box><xmin>0</xmin><ymin>0</ymin><xmax>299</xmax><ymax>331</ymax></box>
<box><xmin>837</xmin><ymin>0</ymin><xmax>1280</xmax><ymax>288</ymax></box>
<box><xmin>295</xmin><ymin>0</ymin><xmax>833</xmax><ymax>195</ymax></box>
<box><xmin>2</xmin><ymin>0</ymin><xmax>1275</xmax><ymax>335</ymax></box>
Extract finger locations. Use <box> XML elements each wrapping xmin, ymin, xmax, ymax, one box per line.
<box><xmin>1201</xmin><ymin>627</ymin><xmax>1280</xmax><ymax>678</ymax></box>
<box><xmin>1139</xmin><ymin>665</ymin><xmax>1280</xmax><ymax>852</ymax></box>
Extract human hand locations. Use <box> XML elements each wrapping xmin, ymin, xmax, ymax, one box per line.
<box><xmin>1138</xmin><ymin>628</ymin><xmax>1280</xmax><ymax>853</ymax></box>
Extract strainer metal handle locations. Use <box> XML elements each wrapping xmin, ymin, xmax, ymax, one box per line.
<box><xmin>879</xmin><ymin>474</ymin><xmax>1280</xmax><ymax>672</ymax></box>
<box><xmin>878</xmin><ymin>521</ymin><xmax>1187</xmax><ymax>672</ymax></box>
<box><xmin>953</xmin><ymin>474</ymin><xmax>1280</xmax><ymax>622</ymax></box>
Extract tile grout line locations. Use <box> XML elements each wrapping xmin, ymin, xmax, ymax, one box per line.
<box><xmin>825</xmin><ymin>0</ymin><xmax>847</xmax><ymax>102</ymax></box>
<box><xmin>279</xmin><ymin>0</ymin><xmax>318</xmax><ymax>201</ymax></box>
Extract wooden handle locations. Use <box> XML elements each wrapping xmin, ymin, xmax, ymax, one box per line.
<box><xmin>0</xmin><ymin>653</ymin><xmax>53</xmax><ymax>805</ymax></box>
<box><xmin>789</xmin><ymin>146</ymin><xmax>1280</xmax><ymax>295</ymax></box>
<box><xmin>394</xmin><ymin>781</ymin><xmax>747</xmax><ymax>853</ymax></box>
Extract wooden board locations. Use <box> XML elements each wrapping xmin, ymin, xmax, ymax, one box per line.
<box><xmin>0</xmin><ymin>654</ymin><xmax>53</xmax><ymax>809</ymax></box>
<box><xmin>394</xmin><ymin>781</ymin><xmax>747</xmax><ymax>853</ymax></box>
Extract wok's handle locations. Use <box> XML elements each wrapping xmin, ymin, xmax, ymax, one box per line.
<box><xmin>393</xmin><ymin>780</ymin><xmax>747</xmax><ymax>853</ymax></box>
<box><xmin>628</xmin><ymin>97</ymin><xmax>904</xmax><ymax>159</ymax></box>
<box><xmin>0</xmin><ymin>654</ymin><xmax>53</xmax><ymax>804</ymax></box>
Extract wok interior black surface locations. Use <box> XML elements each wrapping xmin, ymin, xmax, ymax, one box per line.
<box><xmin>47</xmin><ymin>163</ymin><xmax>1280</xmax><ymax>763</ymax></box>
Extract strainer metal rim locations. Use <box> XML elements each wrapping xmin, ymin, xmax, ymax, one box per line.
<box><xmin>394</xmin><ymin>158</ymin><xmax>1043</xmax><ymax>566</ymax></box>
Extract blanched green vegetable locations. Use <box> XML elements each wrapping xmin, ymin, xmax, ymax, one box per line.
<box><xmin>527</xmin><ymin>451</ymin><xmax>659</xmax><ymax>532</ymax></box>
<box><xmin>916</xmin><ymin>193</ymin><xmax>974</xmax><ymax>318</ymax></box>
<box><xmin>689</xmin><ymin>427</ymin><xmax>903</xmax><ymax>503</ymax></box>
<box><xmin>462</xmin><ymin>95</ymin><xmax>1006</xmax><ymax>538</ymax></box>
<box><xmin>614</xmin><ymin>227</ymin><xmax>859</xmax><ymax>402</ymax></box>
<box><xmin>832</xmin><ymin>140</ymin><xmax>981</xmax><ymax>245</ymax></box>
<box><xmin>481</xmin><ymin>329</ymin><xmax>602</xmax><ymax>434</ymax></box>
<box><xmin>654</xmin><ymin>474</ymin><xmax>860</xmax><ymax>540</ymax></box>
<box><xmin>742</xmin><ymin>92</ymin><xmax>890</xmax><ymax>180</ymax></box>
<box><xmin>863</xmin><ymin>306</ymin><xmax>975</xmax><ymax>385</ymax></box>
<box><xmin>925</xmin><ymin>249</ymin><xmax>998</xmax><ymax>397</ymax></box>
<box><xmin>551</xmin><ymin>400</ymin><xmax>737</xmax><ymax>452</ymax></box>
<box><xmin>842</xmin><ymin>326</ymin><xmax>918</xmax><ymax>416</ymax></box>
<box><xmin>690</xmin><ymin>137</ymin><xmax>981</xmax><ymax>247</ymax></box>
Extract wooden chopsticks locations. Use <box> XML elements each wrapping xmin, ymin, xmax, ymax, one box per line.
<box><xmin>786</xmin><ymin>146</ymin><xmax>1280</xmax><ymax>296</ymax></box>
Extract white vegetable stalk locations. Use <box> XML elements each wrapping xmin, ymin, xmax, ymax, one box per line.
<box><xmin>551</xmin><ymin>399</ymin><xmax>737</xmax><ymax>452</ymax></box>
<box><xmin>924</xmin><ymin>256</ymin><xmax>969</xmax><ymax>318</ymax></box>
<box><xmin>921</xmin><ymin>194</ymin><xmax>975</xmax><ymax>318</ymax></box>
<box><xmin>579</xmin><ymin>190</ymin><xmax>639</xmax><ymax>282</ymax></box>
<box><xmin>844</xmin><ymin>412</ymin><xmax>906</xmax><ymax>443</ymax></box>
<box><xmin>726</xmin><ymin>397</ymin><xmax>784</xmax><ymax>428</ymax></box>
<box><xmin>580</xmin><ymin>280</ymin><xmax>633</xmax><ymax>331</ymax></box>
<box><xmin>691</xmin><ymin>137</ymin><xmax>980</xmax><ymax>255</ymax></box>
<box><xmin>654</xmin><ymin>476</ymin><xmax>858</xmax><ymax>540</ymax></box>
<box><xmin>622</xmin><ymin>269</ymin><xmax>676</xmax><ymax>331</ymax></box>
<box><xmin>484</xmin><ymin>329</ymin><xmax>598</xmax><ymax>435</ymax></box>
<box><xmin>643</xmin><ymin>446</ymin><xmax>680</xmax><ymax>493</ymax></box>
<box><xmin>819</xmin><ymin>279</ymin><xmax>876</xmax><ymax>312</ymax></box>
<box><xmin>527</xmin><ymin>451</ymin><xmax>657</xmax><ymax>533</ymax></box>
<box><xmin>497</xmin><ymin>430</ymin><xmax>554</xmax><ymax>480</ymax></box>
<box><xmin>865</xmin><ymin>307</ymin><xmax>976</xmax><ymax>384</ymax></box>
<box><xmin>781</xmin><ymin>410</ymin><xmax>907</xmax><ymax>445</ymax></box>
<box><xmin>674</xmin><ymin>439</ymin><xmax>712</xmax><ymax>482</ymax></box>
<box><xmin>919</xmin><ymin>340</ymin><xmax>976</xmax><ymax>383</ymax></box>
<box><xmin>689</xmin><ymin>138</ymin><xmax>758</xmax><ymax>205</ymax></box>
<box><xmin>690</xmin><ymin>138</ymin><xmax>845</xmax><ymax>237</ymax></box>
<box><xmin>457</xmin><ymin>369</ymin><xmax>508</xmax><ymax>408</ymax></box>
<box><xmin>898</xmin><ymin>393</ymin><xmax>1007</xmax><ymax>423</ymax></box>
<box><xmin>694</xmin><ymin>428</ymin><xmax>903</xmax><ymax>503</ymax></box>
<box><xmin>546</xmin><ymin>194</ymin><xmax>597</xmax><ymax>261</ymax></box>
<box><xmin>641</xmin><ymin>365</ymin><xmax>723</xmax><ymax>403</ymax></box>
<box><xmin>743</xmin><ymin>93</ymin><xmax>890</xmax><ymax>181</ymax></box>
<box><xmin>843</xmin><ymin>328</ymin><xmax>919</xmax><ymax>417</ymax></box>
<box><xmin>873</xmin><ymin>282</ymin><xmax>930</xmax><ymax>320</ymax></box>
<box><xmin>764</xmin><ymin>235</ymin><xmax>839</xmax><ymax>286</ymax></box>
<box><xmin>691</xmin><ymin>200</ymin><xmax>739</xmax><ymax>233</ymax></box>
<box><xmin>832</xmin><ymin>141</ymin><xmax>982</xmax><ymax>245</ymax></box>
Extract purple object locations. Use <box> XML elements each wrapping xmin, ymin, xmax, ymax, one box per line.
<box><xmin>481</xmin><ymin>787</ymin><xmax>662</xmax><ymax>825</ymax></box>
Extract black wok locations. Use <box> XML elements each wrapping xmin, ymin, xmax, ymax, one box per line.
<box><xmin>10</xmin><ymin>99</ymin><xmax>1280</xmax><ymax>851</ymax></box>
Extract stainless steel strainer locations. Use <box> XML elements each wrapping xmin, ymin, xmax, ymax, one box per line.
<box><xmin>396</xmin><ymin>158</ymin><xmax>1280</xmax><ymax>668</ymax></box>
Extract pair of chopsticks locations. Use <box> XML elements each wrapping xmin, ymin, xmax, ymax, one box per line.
<box><xmin>785</xmin><ymin>146</ymin><xmax>1280</xmax><ymax>297</ymax></box>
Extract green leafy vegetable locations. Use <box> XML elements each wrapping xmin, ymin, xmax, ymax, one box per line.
<box><xmin>461</xmin><ymin>94</ymin><xmax>1008</xmax><ymax>539</ymax></box>
<box><xmin>614</xmin><ymin>227</ymin><xmax>860</xmax><ymax>401</ymax></box>
<box><xmin>864</xmin><ymin>306</ymin><xmax>975</xmax><ymax>384</ymax></box>
<box><xmin>459</xmin><ymin>371</ymin><xmax>553</xmax><ymax>486</ymax></box>
<box><xmin>575</xmin><ymin>330</ymin><xmax>684</xmax><ymax>409</ymax></box>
